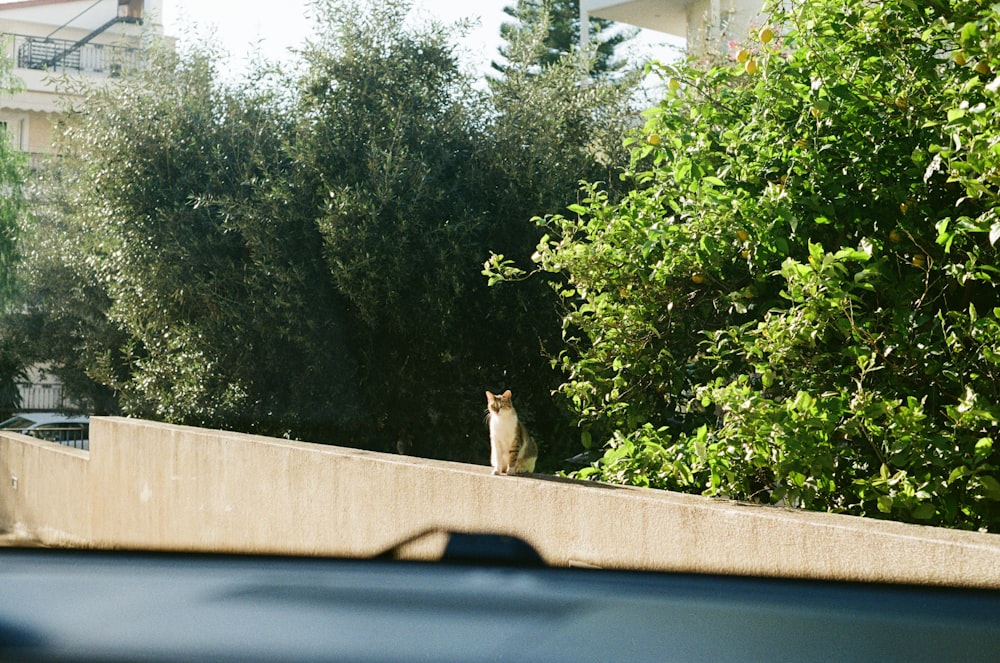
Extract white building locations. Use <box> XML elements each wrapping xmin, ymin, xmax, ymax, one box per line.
<box><xmin>582</xmin><ymin>0</ymin><xmax>766</xmax><ymax>56</ymax></box>
<box><xmin>1</xmin><ymin>0</ymin><xmax>165</xmax><ymax>161</ymax></box>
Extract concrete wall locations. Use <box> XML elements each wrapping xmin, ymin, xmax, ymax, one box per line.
<box><xmin>2</xmin><ymin>417</ymin><xmax>1000</xmax><ymax>588</ymax></box>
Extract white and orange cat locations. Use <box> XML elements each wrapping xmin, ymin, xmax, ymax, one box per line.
<box><xmin>485</xmin><ymin>390</ymin><xmax>537</xmax><ymax>475</ymax></box>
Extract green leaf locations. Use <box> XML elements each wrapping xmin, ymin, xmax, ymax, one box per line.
<box><xmin>792</xmin><ymin>390</ymin><xmax>815</xmax><ymax>413</ymax></box>
<box><xmin>975</xmin><ymin>438</ymin><xmax>993</xmax><ymax>460</ymax></box>
<box><xmin>948</xmin><ymin>466</ymin><xmax>970</xmax><ymax>484</ymax></box>
<box><xmin>761</xmin><ymin>369</ymin><xmax>775</xmax><ymax>388</ymax></box>
<box><xmin>979</xmin><ymin>475</ymin><xmax>1000</xmax><ymax>501</ymax></box>
<box><xmin>674</xmin><ymin>159</ymin><xmax>692</xmax><ymax>182</ymax></box>
<box><xmin>828</xmin><ymin>84</ymin><xmax>856</xmax><ymax>101</ymax></box>
<box><xmin>960</xmin><ymin>21</ymin><xmax>980</xmax><ymax>45</ymax></box>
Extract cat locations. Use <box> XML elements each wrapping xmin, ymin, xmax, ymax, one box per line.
<box><xmin>485</xmin><ymin>390</ymin><xmax>538</xmax><ymax>475</ymax></box>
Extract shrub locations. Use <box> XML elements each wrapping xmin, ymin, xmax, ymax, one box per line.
<box><xmin>495</xmin><ymin>0</ymin><xmax>1000</xmax><ymax>530</ymax></box>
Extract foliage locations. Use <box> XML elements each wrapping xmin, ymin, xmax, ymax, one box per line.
<box><xmin>487</xmin><ymin>17</ymin><xmax>641</xmax><ymax>201</ymax></box>
<box><xmin>293</xmin><ymin>0</ymin><xmax>499</xmax><ymax>455</ymax></box>
<box><xmin>289</xmin><ymin>0</ymin><xmax>639</xmax><ymax>461</ymax></box>
<box><xmin>45</xmin><ymin>44</ymin><xmax>362</xmax><ymax>435</ymax></box>
<box><xmin>10</xmin><ymin>0</ymin><xmax>641</xmax><ymax>462</ymax></box>
<box><xmin>10</xmin><ymin>156</ymin><xmax>120</xmax><ymax>414</ymax></box>
<box><xmin>492</xmin><ymin>0</ymin><xmax>1000</xmax><ymax>530</ymax></box>
<box><xmin>0</xmin><ymin>44</ymin><xmax>26</xmax><ymax>413</ymax></box>
<box><xmin>493</xmin><ymin>0</ymin><xmax>637</xmax><ymax>77</ymax></box>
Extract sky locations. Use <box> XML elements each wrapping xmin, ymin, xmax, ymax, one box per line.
<box><xmin>162</xmin><ymin>0</ymin><xmax>680</xmax><ymax>80</ymax></box>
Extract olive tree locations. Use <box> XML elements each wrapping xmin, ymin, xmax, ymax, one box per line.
<box><xmin>291</xmin><ymin>0</ymin><xmax>631</xmax><ymax>461</ymax></box>
<box><xmin>0</xmin><ymin>47</ymin><xmax>26</xmax><ymax>415</ymax></box>
<box><xmin>19</xmin><ymin>0</ymin><xmax>642</xmax><ymax>464</ymax></box>
<box><xmin>53</xmin><ymin>44</ymin><xmax>361</xmax><ymax>437</ymax></box>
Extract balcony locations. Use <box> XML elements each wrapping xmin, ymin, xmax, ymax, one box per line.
<box><xmin>10</xmin><ymin>33</ymin><xmax>140</xmax><ymax>77</ymax></box>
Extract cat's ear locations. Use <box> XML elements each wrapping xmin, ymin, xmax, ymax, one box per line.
<box><xmin>485</xmin><ymin>391</ymin><xmax>494</xmax><ymax>402</ymax></box>
<box><xmin>502</xmin><ymin>389</ymin><xmax>512</xmax><ymax>399</ymax></box>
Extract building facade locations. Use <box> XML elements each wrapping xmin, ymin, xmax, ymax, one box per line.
<box><xmin>582</xmin><ymin>0</ymin><xmax>766</xmax><ymax>56</ymax></box>
<box><xmin>1</xmin><ymin>0</ymin><xmax>164</xmax><ymax>161</ymax></box>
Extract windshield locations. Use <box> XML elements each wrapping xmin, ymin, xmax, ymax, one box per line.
<box><xmin>0</xmin><ymin>0</ymin><xmax>999</xmax><ymax>591</ymax></box>
<box><xmin>0</xmin><ymin>417</ymin><xmax>34</xmax><ymax>430</ymax></box>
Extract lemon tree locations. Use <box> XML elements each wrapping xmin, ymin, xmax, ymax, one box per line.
<box><xmin>497</xmin><ymin>0</ymin><xmax>1000</xmax><ymax>530</ymax></box>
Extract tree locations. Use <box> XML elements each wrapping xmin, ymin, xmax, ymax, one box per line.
<box><xmin>16</xmin><ymin>0</ymin><xmax>643</xmax><ymax>464</ymax></box>
<box><xmin>493</xmin><ymin>0</ymin><xmax>636</xmax><ymax>77</ymax></box>
<box><xmin>0</xmin><ymin>45</ymin><xmax>26</xmax><ymax>415</ymax></box>
<box><xmin>8</xmin><ymin>154</ymin><xmax>121</xmax><ymax>415</ymax></box>
<box><xmin>293</xmin><ymin>0</ymin><xmax>639</xmax><ymax>462</ymax></box>
<box><xmin>491</xmin><ymin>0</ymin><xmax>1000</xmax><ymax>530</ymax></box>
<box><xmin>48</xmin><ymin>43</ymin><xmax>362</xmax><ymax>437</ymax></box>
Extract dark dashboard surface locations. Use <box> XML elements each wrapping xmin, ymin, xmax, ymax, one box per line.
<box><xmin>2</xmin><ymin>547</ymin><xmax>999</xmax><ymax>662</ymax></box>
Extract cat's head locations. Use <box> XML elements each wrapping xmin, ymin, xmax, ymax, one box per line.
<box><xmin>485</xmin><ymin>389</ymin><xmax>514</xmax><ymax>413</ymax></box>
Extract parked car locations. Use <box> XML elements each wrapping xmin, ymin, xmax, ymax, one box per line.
<box><xmin>0</xmin><ymin>412</ymin><xmax>90</xmax><ymax>451</ymax></box>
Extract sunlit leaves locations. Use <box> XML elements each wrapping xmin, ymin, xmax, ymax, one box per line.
<box><xmin>508</xmin><ymin>0</ymin><xmax>1000</xmax><ymax>531</ymax></box>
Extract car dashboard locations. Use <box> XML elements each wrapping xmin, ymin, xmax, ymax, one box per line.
<box><xmin>2</xmin><ymin>541</ymin><xmax>999</xmax><ymax>662</ymax></box>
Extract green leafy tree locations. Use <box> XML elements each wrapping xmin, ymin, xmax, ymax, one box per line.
<box><xmin>293</xmin><ymin>0</ymin><xmax>639</xmax><ymax>461</ymax></box>
<box><xmin>17</xmin><ymin>0</ymin><xmax>641</xmax><ymax>463</ymax></box>
<box><xmin>482</xmin><ymin>2</ymin><xmax>644</xmax><ymax>462</ymax></box>
<box><xmin>492</xmin><ymin>0</ymin><xmax>1000</xmax><ymax>530</ymax></box>
<box><xmin>8</xmin><ymin>155</ymin><xmax>121</xmax><ymax>415</ymax></box>
<box><xmin>293</xmin><ymin>0</ymin><xmax>493</xmax><ymax>456</ymax></box>
<box><xmin>0</xmin><ymin>45</ymin><xmax>26</xmax><ymax>415</ymax></box>
<box><xmin>493</xmin><ymin>0</ymin><xmax>636</xmax><ymax>77</ymax></box>
<box><xmin>51</xmin><ymin>44</ymin><xmax>362</xmax><ymax>436</ymax></box>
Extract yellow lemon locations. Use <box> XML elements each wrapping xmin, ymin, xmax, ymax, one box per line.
<box><xmin>759</xmin><ymin>26</ymin><xmax>775</xmax><ymax>43</ymax></box>
<box><xmin>954</xmin><ymin>51</ymin><xmax>967</xmax><ymax>66</ymax></box>
<box><xmin>911</xmin><ymin>254</ymin><xmax>927</xmax><ymax>268</ymax></box>
<box><xmin>691</xmin><ymin>273</ymin><xmax>706</xmax><ymax>284</ymax></box>
<box><xmin>976</xmin><ymin>61</ymin><xmax>992</xmax><ymax>76</ymax></box>
<box><xmin>647</xmin><ymin>133</ymin><xmax>661</xmax><ymax>146</ymax></box>
<box><xmin>736</xmin><ymin>229</ymin><xmax>750</xmax><ymax>242</ymax></box>
<box><xmin>745</xmin><ymin>59</ymin><xmax>759</xmax><ymax>74</ymax></box>
<box><xmin>889</xmin><ymin>229</ymin><xmax>903</xmax><ymax>243</ymax></box>
<box><xmin>736</xmin><ymin>48</ymin><xmax>751</xmax><ymax>63</ymax></box>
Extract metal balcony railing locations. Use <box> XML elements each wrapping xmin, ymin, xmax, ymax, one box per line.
<box><xmin>16</xmin><ymin>381</ymin><xmax>72</xmax><ymax>411</ymax></box>
<box><xmin>10</xmin><ymin>33</ymin><xmax>140</xmax><ymax>76</ymax></box>
<box><xmin>19</xmin><ymin>424</ymin><xmax>90</xmax><ymax>451</ymax></box>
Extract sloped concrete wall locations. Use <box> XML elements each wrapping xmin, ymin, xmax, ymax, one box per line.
<box><xmin>0</xmin><ymin>433</ymin><xmax>90</xmax><ymax>546</ymax></box>
<box><xmin>2</xmin><ymin>416</ymin><xmax>1000</xmax><ymax>588</ymax></box>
